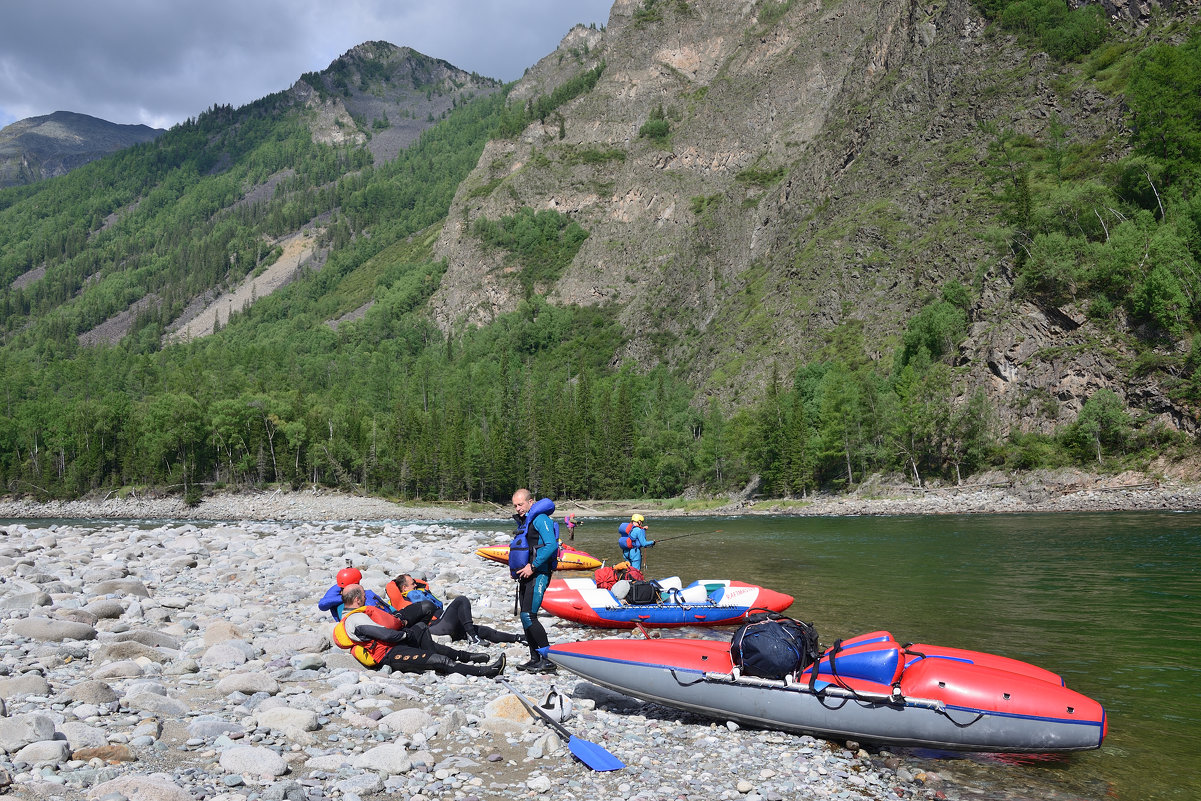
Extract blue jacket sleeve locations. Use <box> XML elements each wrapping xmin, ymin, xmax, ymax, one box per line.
<box><xmin>531</xmin><ymin>515</ymin><xmax>559</xmax><ymax>571</ymax></box>
<box><xmin>318</xmin><ymin>585</ymin><xmax>344</xmax><ymax>620</ymax></box>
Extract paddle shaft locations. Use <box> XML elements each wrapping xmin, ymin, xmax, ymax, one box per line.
<box><xmin>497</xmin><ymin>678</ymin><xmax>573</xmax><ymax>742</ymax></box>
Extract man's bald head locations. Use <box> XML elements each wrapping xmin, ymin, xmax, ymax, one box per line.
<box><xmin>512</xmin><ymin>488</ymin><xmax>533</xmax><ymax>516</ymax></box>
<box><xmin>341</xmin><ymin>584</ymin><xmax>366</xmax><ymax>608</ymax></box>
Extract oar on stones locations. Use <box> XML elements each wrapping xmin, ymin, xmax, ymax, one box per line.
<box><xmin>497</xmin><ymin>678</ymin><xmax>624</xmax><ymax>772</ymax></box>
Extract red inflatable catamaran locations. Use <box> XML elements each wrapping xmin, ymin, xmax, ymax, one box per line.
<box><xmin>548</xmin><ymin>629</ymin><xmax>1106</xmax><ymax>752</ymax></box>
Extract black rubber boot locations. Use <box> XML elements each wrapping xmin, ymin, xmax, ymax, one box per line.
<box><xmin>428</xmin><ymin>653</ymin><xmax>505</xmax><ymax>677</ymax></box>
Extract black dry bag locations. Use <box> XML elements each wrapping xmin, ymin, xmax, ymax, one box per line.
<box><xmin>730</xmin><ymin>615</ymin><xmax>821</xmax><ymax>679</ymax></box>
<box><xmin>626</xmin><ymin>580</ymin><xmax>660</xmax><ymax>604</ymax></box>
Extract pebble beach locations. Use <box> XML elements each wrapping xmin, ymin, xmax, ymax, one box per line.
<box><xmin>0</xmin><ymin>512</ymin><xmax>984</xmax><ymax>801</ymax></box>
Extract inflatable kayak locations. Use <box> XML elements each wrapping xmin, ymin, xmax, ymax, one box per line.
<box><xmin>547</xmin><ymin>630</ymin><xmax>1106</xmax><ymax>752</ymax></box>
<box><xmin>474</xmin><ymin>543</ymin><xmax>602</xmax><ymax>571</ymax></box>
<box><xmin>540</xmin><ymin>576</ymin><xmax>794</xmax><ymax>628</ymax></box>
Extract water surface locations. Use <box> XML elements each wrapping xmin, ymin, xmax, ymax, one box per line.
<box><xmin>485</xmin><ymin>511</ymin><xmax>1201</xmax><ymax>801</ymax></box>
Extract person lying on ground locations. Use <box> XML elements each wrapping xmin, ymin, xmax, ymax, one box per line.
<box><xmin>333</xmin><ymin>584</ymin><xmax>505</xmax><ymax>678</ymax></box>
<box><xmin>385</xmin><ymin>573</ymin><xmax>526</xmax><ymax>646</ymax></box>
<box><xmin>319</xmin><ymin>566</ymin><xmax>435</xmax><ymax>626</ymax></box>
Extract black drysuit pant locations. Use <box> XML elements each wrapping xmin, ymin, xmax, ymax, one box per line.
<box><xmin>427</xmin><ymin>596</ymin><xmax>521</xmax><ymax>643</ymax></box>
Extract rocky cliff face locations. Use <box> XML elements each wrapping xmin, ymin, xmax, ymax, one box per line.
<box><xmin>0</xmin><ymin>111</ymin><xmax>163</xmax><ymax>188</ymax></box>
<box><xmin>289</xmin><ymin>42</ymin><xmax>502</xmax><ymax>162</ymax></box>
<box><xmin>430</xmin><ymin>0</ymin><xmax>1178</xmax><ymax>436</ymax></box>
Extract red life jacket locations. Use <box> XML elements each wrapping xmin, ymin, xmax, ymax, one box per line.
<box><xmin>385</xmin><ymin>579</ymin><xmax>409</xmax><ymax>610</ymax></box>
<box><xmin>332</xmin><ymin>605</ymin><xmax>401</xmax><ymax>667</ymax></box>
<box><xmin>385</xmin><ymin>578</ymin><xmax>441</xmax><ymax>623</ymax></box>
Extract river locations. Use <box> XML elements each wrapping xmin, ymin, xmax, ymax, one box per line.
<box><xmin>471</xmin><ymin>510</ymin><xmax>1199</xmax><ymax>801</ymax></box>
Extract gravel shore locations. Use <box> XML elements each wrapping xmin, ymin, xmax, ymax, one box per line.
<box><xmin>2</xmin><ymin>467</ymin><xmax>1200</xmax><ymax>523</ymax></box>
<box><xmin>0</xmin><ymin>518</ymin><xmax>966</xmax><ymax>801</ymax></box>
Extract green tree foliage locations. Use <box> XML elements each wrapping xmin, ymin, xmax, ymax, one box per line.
<box><xmin>1062</xmin><ymin>389</ymin><xmax>1130</xmax><ymax>463</ymax></box>
<box><xmin>1127</xmin><ymin>35</ymin><xmax>1201</xmax><ymax>183</ymax></box>
<box><xmin>638</xmin><ymin>105</ymin><xmax>671</xmax><ymax>145</ymax></box>
<box><xmin>472</xmin><ymin>207</ymin><xmax>589</xmax><ymax>296</ymax></box>
<box><xmin>980</xmin><ymin>32</ymin><xmax>1201</xmax><ymax>347</ymax></box>
<box><xmin>894</xmin><ymin>283</ymin><xmax>970</xmax><ymax>371</ymax></box>
<box><xmin>494</xmin><ymin>63</ymin><xmax>605</xmax><ymax>139</ymax></box>
<box><xmin>982</xmin><ymin>0</ymin><xmax>1109</xmax><ymax>62</ymax></box>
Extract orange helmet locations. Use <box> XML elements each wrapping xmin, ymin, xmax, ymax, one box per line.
<box><xmin>336</xmin><ymin>567</ymin><xmax>362</xmax><ymax>588</ymax></box>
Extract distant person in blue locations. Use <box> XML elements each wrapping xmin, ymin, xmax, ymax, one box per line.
<box><xmin>511</xmin><ymin>488</ymin><xmax>560</xmax><ymax>673</ymax></box>
<box><xmin>617</xmin><ymin>513</ymin><xmax>655</xmax><ymax>571</ymax></box>
<box><xmin>318</xmin><ymin>567</ymin><xmax>434</xmax><ymax>627</ymax></box>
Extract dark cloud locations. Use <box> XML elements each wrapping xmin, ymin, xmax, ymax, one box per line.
<box><xmin>0</xmin><ymin>0</ymin><xmax>613</xmax><ymax>129</ymax></box>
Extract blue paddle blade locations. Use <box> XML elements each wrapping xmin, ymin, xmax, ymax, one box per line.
<box><xmin>496</xmin><ymin>677</ymin><xmax>624</xmax><ymax>772</ymax></box>
<box><xmin>568</xmin><ymin>735</ymin><xmax>625</xmax><ymax>771</ymax></box>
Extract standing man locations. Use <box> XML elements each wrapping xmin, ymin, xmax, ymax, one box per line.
<box><xmin>511</xmin><ymin>488</ymin><xmax>559</xmax><ymax>673</ymax></box>
<box><xmin>618</xmin><ymin>513</ymin><xmax>655</xmax><ymax>571</ymax></box>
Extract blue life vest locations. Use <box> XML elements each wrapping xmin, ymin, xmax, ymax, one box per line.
<box><xmin>618</xmin><ymin>521</ymin><xmax>644</xmax><ymax>550</ymax></box>
<box><xmin>510</xmin><ymin>497</ymin><xmax>557</xmax><ymax>578</ymax></box>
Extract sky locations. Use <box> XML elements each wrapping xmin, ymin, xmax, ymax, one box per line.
<box><xmin>0</xmin><ymin>0</ymin><xmax>615</xmax><ymax>131</ymax></box>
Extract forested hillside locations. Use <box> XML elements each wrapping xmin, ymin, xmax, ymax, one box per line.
<box><xmin>1</xmin><ymin>2</ymin><xmax>1200</xmax><ymax>506</ymax></box>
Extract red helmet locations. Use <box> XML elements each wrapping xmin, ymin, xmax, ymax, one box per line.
<box><xmin>336</xmin><ymin>567</ymin><xmax>362</xmax><ymax>588</ymax></box>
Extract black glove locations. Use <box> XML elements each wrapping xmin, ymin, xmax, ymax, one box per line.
<box><xmin>647</xmin><ymin>540</ymin><xmax>656</xmax><ymax>547</ymax></box>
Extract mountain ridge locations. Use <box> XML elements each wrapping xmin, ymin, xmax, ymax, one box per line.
<box><xmin>0</xmin><ymin>110</ymin><xmax>164</xmax><ymax>188</ymax></box>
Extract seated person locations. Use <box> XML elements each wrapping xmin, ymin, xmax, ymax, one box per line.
<box><xmin>386</xmin><ymin>573</ymin><xmax>525</xmax><ymax>646</ymax></box>
<box><xmin>319</xmin><ymin>567</ymin><xmax>433</xmax><ymax>626</ymax></box>
<box><xmin>334</xmin><ymin>584</ymin><xmax>505</xmax><ymax>678</ymax></box>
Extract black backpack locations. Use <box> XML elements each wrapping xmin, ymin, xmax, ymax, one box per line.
<box><xmin>730</xmin><ymin>612</ymin><xmax>821</xmax><ymax>679</ymax></box>
<box><xmin>626</xmin><ymin>580</ymin><xmax>660</xmax><ymax>604</ymax></box>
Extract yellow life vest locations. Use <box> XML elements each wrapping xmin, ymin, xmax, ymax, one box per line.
<box><xmin>332</xmin><ymin>605</ymin><xmax>399</xmax><ymax>667</ymax></box>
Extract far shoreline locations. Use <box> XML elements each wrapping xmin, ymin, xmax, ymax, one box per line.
<box><xmin>3</xmin><ymin>467</ymin><xmax>1201</xmax><ymax>523</ymax></box>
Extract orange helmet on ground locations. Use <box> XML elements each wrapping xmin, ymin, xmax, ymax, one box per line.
<box><xmin>336</xmin><ymin>567</ymin><xmax>362</xmax><ymax>588</ymax></box>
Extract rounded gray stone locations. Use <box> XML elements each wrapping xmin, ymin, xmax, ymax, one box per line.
<box><xmin>216</xmin><ymin>672</ymin><xmax>279</xmax><ymax>695</ymax></box>
<box><xmin>90</xmin><ymin>579</ymin><xmax>149</xmax><ymax>598</ymax></box>
<box><xmin>83</xmin><ymin>598</ymin><xmax>127</xmax><ymax>619</ymax></box>
<box><xmin>0</xmin><ymin>674</ymin><xmax>51</xmax><ymax>698</ymax></box>
<box><xmin>13</xmin><ymin>739</ymin><xmax>71</xmax><ymax>764</ymax></box>
<box><xmin>219</xmin><ymin>745</ymin><xmax>287</xmax><ymax>776</ymax></box>
<box><xmin>65</xmin><ymin>680</ymin><xmax>120</xmax><ymax>705</ymax></box>
<box><xmin>58</xmin><ymin>721</ymin><xmax>108</xmax><ymax>750</ymax></box>
<box><xmin>0</xmin><ymin>714</ymin><xmax>56</xmax><ymax>753</ymax></box>
<box><xmin>9</xmin><ymin>618</ymin><xmax>97</xmax><ymax>642</ymax></box>
<box><xmin>187</xmin><ymin>716</ymin><xmax>245</xmax><ymax>739</ymax></box>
